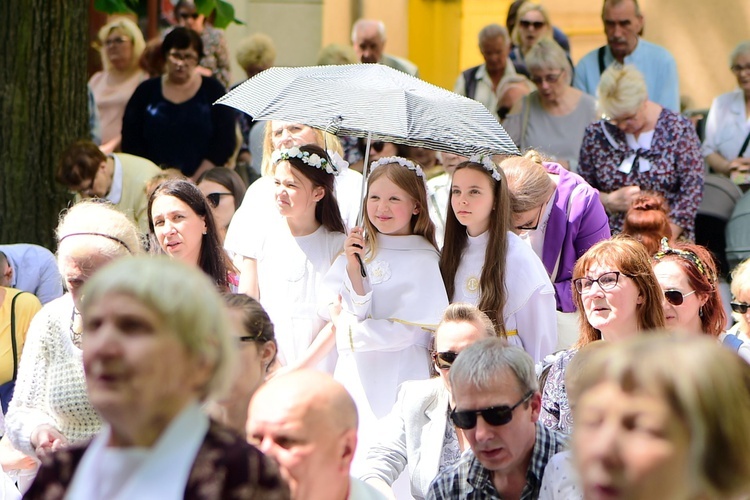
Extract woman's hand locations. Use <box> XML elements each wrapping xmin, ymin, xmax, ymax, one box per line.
<box><xmin>30</xmin><ymin>424</ymin><xmax>67</xmax><ymax>458</ymax></box>
<box><xmin>602</xmin><ymin>185</ymin><xmax>641</xmax><ymax>213</ymax></box>
<box><xmin>344</xmin><ymin>228</ymin><xmax>366</xmax><ymax>295</ymax></box>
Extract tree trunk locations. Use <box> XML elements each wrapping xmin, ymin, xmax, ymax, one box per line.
<box><xmin>0</xmin><ymin>1</ymin><xmax>88</xmax><ymax>248</ymax></box>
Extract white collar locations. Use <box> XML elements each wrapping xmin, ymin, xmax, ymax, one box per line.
<box><xmin>105</xmin><ymin>154</ymin><xmax>124</xmax><ymax>204</ymax></box>
<box><xmin>66</xmin><ymin>401</ymin><xmax>209</xmax><ymax>500</ymax></box>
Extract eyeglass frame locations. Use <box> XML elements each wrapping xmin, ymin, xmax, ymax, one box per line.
<box><xmin>663</xmin><ymin>289</ymin><xmax>696</xmax><ymax>307</ymax></box>
<box><xmin>206</xmin><ymin>192</ymin><xmax>233</xmax><ymax>208</ymax></box>
<box><xmin>731</xmin><ymin>64</ymin><xmax>750</xmax><ymax>74</ymax></box>
<box><xmin>529</xmin><ymin>70</ymin><xmax>564</xmax><ymax>86</ymax></box>
<box><xmin>731</xmin><ymin>302</ymin><xmax>750</xmax><ymax>314</ymax></box>
<box><xmin>450</xmin><ymin>391</ymin><xmax>534</xmax><ymax>430</ymax></box>
<box><xmin>573</xmin><ymin>271</ymin><xmax>632</xmax><ymax>294</ymax></box>
<box><xmin>104</xmin><ymin>36</ymin><xmax>130</xmax><ymax>48</ymax></box>
<box><xmin>515</xmin><ymin>203</ymin><xmax>545</xmax><ymax>232</ymax></box>
<box><xmin>519</xmin><ymin>19</ymin><xmax>547</xmax><ymax>30</ymax></box>
<box><xmin>178</xmin><ymin>12</ymin><xmax>200</xmax><ymax>20</ymax></box>
<box><xmin>431</xmin><ymin>350</ymin><xmax>458</xmax><ymax>370</ymax></box>
<box><xmin>167</xmin><ymin>50</ymin><xmax>199</xmax><ymax>65</ymax></box>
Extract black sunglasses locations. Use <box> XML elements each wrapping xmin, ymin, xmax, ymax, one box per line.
<box><xmin>451</xmin><ymin>392</ymin><xmax>533</xmax><ymax>430</ymax></box>
<box><xmin>732</xmin><ymin>302</ymin><xmax>750</xmax><ymax>314</ymax></box>
<box><xmin>179</xmin><ymin>12</ymin><xmax>200</xmax><ymax>19</ymax></box>
<box><xmin>663</xmin><ymin>289</ymin><xmax>696</xmax><ymax>307</ymax></box>
<box><xmin>206</xmin><ymin>192</ymin><xmax>233</xmax><ymax>208</ymax></box>
<box><xmin>519</xmin><ymin>20</ymin><xmax>546</xmax><ymax>30</ymax></box>
<box><xmin>431</xmin><ymin>350</ymin><xmax>458</xmax><ymax>370</ymax></box>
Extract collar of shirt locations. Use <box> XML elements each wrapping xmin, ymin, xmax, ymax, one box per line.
<box><xmin>106</xmin><ymin>154</ymin><xmax>124</xmax><ymax>204</ymax></box>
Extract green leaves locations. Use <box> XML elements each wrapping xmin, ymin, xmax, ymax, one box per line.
<box><xmin>94</xmin><ymin>0</ymin><xmax>244</xmax><ymax>28</ymax></box>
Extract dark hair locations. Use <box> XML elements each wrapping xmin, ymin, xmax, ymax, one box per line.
<box><xmin>162</xmin><ymin>27</ymin><xmax>204</xmax><ymax>60</ymax></box>
<box><xmin>56</xmin><ymin>140</ymin><xmax>106</xmax><ymax>187</ymax></box>
<box><xmin>273</xmin><ymin>144</ymin><xmax>346</xmax><ymax>234</ymax></box>
<box><xmin>440</xmin><ymin>162</ymin><xmax>511</xmax><ymax>336</ymax></box>
<box><xmin>223</xmin><ymin>293</ymin><xmax>277</xmax><ymax>366</ymax></box>
<box><xmin>197</xmin><ymin>167</ymin><xmax>247</xmax><ymax>211</ymax></box>
<box><xmin>147</xmin><ymin>179</ymin><xmax>233</xmax><ymax>290</ymax></box>
<box><xmin>622</xmin><ymin>193</ymin><xmax>672</xmax><ymax>255</ymax></box>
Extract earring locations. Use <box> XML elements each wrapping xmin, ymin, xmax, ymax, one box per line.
<box><xmin>699</xmin><ymin>306</ymin><xmax>704</xmax><ymax>318</ymax></box>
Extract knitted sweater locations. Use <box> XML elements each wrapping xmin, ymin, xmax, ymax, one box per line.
<box><xmin>5</xmin><ymin>294</ymin><xmax>102</xmax><ymax>457</ymax></box>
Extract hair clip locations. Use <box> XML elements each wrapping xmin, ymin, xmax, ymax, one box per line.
<box><xmin>654</xmin><ymin>237</ymin><xmax>710</xmax><ymax>280</ymax></box>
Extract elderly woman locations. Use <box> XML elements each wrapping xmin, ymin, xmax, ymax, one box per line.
<box><xmin>360</xmin><ymin>303</ymin><xmax>496</xmax><ymax>499</ymax></box>
<box><xmin>173</xmin><ymin>0</ymin><xmax>231</xmax><ymax>87</ymax></box>
<box><xmin>504</xmin><ymin>39</ymin><xmax>596</xmax><ymax>170</ymax></box>
<box><xmin>197</xmin><ymin>167</ymin><xmax>247</xmax><ymax>244</ymax></box>
<box><xmin>730</xmin><ymin>258</ymin><xmax>750</xmax><ymax>343</ymax></box>
<box><xmin>579</xmin><ymin>65</ymin><xmax>704</xmax><ymax>240</ymax></box>
<box><xmin>122</xmin><ymin>27</ymin><xmax>236</xmax><ymax>181</ymax></box>
<box><xmin>148</xmin><ymin>179</ymin><xmax>235</xmax><ymax>291</ymax></box>
<box><xmin>540</xmin><ymin>236</ymin><xmax>665</xmax><ymax>435</ymax></box>
<box><xmin>24</xmin><ymin>257</ymin><xmax>289</xmax><ymax>498</ymax></box>
<box><xmin>5</xmin><ymin>201</ymin><xmax>141</xmax><ymax>459</ymax></box>
<box><xmin>703</xmin><ymin>41</ymin><xmax>750</xmax><ymax>187</ymax></box>
<box><xmin>572</xmin><ymin>336</ymin><xmax>750</xmax><ymax>499</ymax></box>
<box><xmin>89</xmin><ymin>18</ymin><xmax>147</xmax><ymax>154</ymax></box>
<box><xmin>501</xmin><ymin>152</ymin><xmax>610</xmax><ymax>349</ymax></box>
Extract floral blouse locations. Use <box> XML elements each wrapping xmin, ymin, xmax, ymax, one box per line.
<box><xmin>200</xmin><ymin>25</ymin><xmax>231</xmax><ymax>88</ymax></box>
<box><xmin>540</xmin><ymin>349</ymin><xmax>577</xmax><ymax>435</ymax></box>
<box><xmin>578</xmin><ymin>108</ymin><xmax>704</xmax><ymax>240</ymax></box>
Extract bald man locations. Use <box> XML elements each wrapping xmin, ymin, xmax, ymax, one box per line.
<box><xmin>247</xmin><ymin>371</ymin><xmax>386</xmax><ymax>500</ymax></box>
<box><xmin>351</xmin><ymin>19</ymin><xmax>419</xmax><ymax>77</ymax></box>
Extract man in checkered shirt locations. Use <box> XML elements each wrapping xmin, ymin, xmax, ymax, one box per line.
<box><xmin>427</xmin><ymin>339</ymin><xmax>566</xmax><ymax>499</ymax></box>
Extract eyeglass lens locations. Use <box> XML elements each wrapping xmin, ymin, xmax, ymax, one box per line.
<box><xmin>664</xmin><ymin>290</ymin><xmax>685</xmax><ymax>306</ymax></box>
<box><xmin>432</xmin><ymin>351</ymin><xmax>458</xmax><ymax>369</ymax></box>
<box><xmin>574</xmin><ymin>272</ymin><xmax>620</xmax><ymax>294</ymax></box>
<box><xmin>731</xmin><ymin>302</ymin><xmax>750</xmax><ymax>314</ymax></box>
<box><xmin>519</xmin><ymin>20</ymin><xmax>546</xmax><ymax>29</ymax></box>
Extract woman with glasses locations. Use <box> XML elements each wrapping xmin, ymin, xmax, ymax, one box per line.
<box><xmin>729</xmin><ymin>258</ymin><xmax>750</xmax><ymax>347</ymax></box>
<box><xmin>88</xmin><ymin>18</ymin><xmax>146</xmax><ymax>154</ymax></box>
<box><xmin>122</xmin><ymin>27</ymin><xmax>236</xmax><ymax>181</ymax></box>
<box><xmin>503</xmin><ymin>39</ymin><xmax>596</xmax><ymax>170</ymax></box>
<box><xmin>578</xmin><ymin>65</ymin><xmax>703</xmax><ymax>240</ymax></box>
<box><xmin>173</xmin><ymin>0</ymin><xmax>231</xmax><ymax>88</ymax></box>
<box><xmin>703</xmin><ymin>41</ymin><xmax>750</xmax><ymax>189</ymax></box>
<box><xmin>540</xmin><ymin>236</ymin><xmax>665</xmax><ymax>434</ymax></box>
<box><xmin>501</xmin><ymin>151</ymin><xmax>610</xmax><ymax>349</ymax></box>
<box><xmin>652</xmin><ymin>240</ymin><xmax>750</xmax><ymax>362</ymax></box>
<box><xmin>509</xmin><ymin>2</ymin><xmax>552</xmax><ymax>73</ymax></box>
<box><xmin>360</xmin><ymin>303</ymin><xmax>496</xmax><ymax>500</ymax></box>
<box><xmin>197</xmin><ymin>167</ymin><xmax>247</xmax><ymax>244</ymax></box>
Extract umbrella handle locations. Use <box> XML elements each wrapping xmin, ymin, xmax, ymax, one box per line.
<box><xmin>353</xmin><ymin>245</ymin><xmax>367</xmax><ymax>278</ymax></box>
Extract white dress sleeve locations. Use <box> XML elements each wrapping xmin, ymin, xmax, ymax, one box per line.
<box><xmin>511</xmin><ymin>286</ymin><xmax>558</xmax><ymax>363</ymax></box>
<box><xmin>336</xmin><ymin>311</ymin><xmax>433</xmax><ymax>353</ymax></box>
<box><xmin>360</xmin><ymin>383</ymin><xmax>409</xmax><ymax>486</ymax></box>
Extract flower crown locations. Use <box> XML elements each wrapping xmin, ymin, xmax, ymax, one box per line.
<box><xmin>370</xmin><ymin>156</ymin><xmax>431</xmax><ymax>194</ymax></box>
<box><xmin>654</xmin><ymin>237</ymin><xmax>712</xmax><ymax>282</ymax></box>
<box><xmin>271</xmin><ymin>146</ymin><xmax>337</xmax><ymax>175</ymax></box>
<box><xmin>468</xmin><ymin>154</ymin><xmax>502</xmax><ymax>182</ymax></box>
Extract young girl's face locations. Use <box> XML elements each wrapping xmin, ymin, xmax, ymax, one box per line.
<box><xmin>367</xmin><ymin>175</ymin><xmax>418</xmax><ymax>236</ymax></box>
<box><xmin>450</xmin><ymin>167</ymin><xmax>495</xmax><ymax>236</ymax></box>
<box><xmin>273</xmin><ymin>161</ymin><xmax>323</xmax><ymax>220</ymax></box>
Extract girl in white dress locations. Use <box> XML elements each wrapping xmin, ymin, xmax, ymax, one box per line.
<box><xmin>324</xmin><ymin>156</ymin><xmax>449</xmax><ymax>472</ymax></box>
<box><xmin>439</xmin><ymin>156</ymin><xmax>557</xmax><ymax>362</ymax></box>
<box><xmin>241</xmin><ymin>144</ymin><xmax>346</xmax><ymax>373</ymax></box>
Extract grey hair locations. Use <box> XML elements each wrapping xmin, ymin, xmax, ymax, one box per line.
<box><xmin>730</xmin><ymin>41</ymin><xmax>750</xmax><ymax>67</ymax></box>
<box><xmin>351</xmin><ymin>19</ymin><xmax>386</xmax><ymax>43</ymax></box>
<box><xmin>602</xmin><ymin>0</ymin><xmax>642</xmax><ymax>19</ymax></box>
<box><xmin>478</xmin><ymin>24</ymin><xmax>509</xmax><ymax>46</ymax></box>
<box><xmin>525</xmin><ymin>38</ymin><xmax>573</xmax><ymax>85</ymax></box>
<box><xmin>449</xmin><ymin>338</ymin><xmax>538</xmax><ymax>394</ymax></box>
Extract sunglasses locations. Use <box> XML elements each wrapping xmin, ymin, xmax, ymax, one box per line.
<box><xmin>431</xmin><ymin>350</ymin><xmax>458</xmax><ymax>370</ymax></box>
<box><xmin>519</xmin><ymin>20</ymin><xmax>546</xmax><ymax>30</ymax></box>
<box><xmin>451</xmin><ymin>392</ymin><xmax>533</xmax><ymax>429</ymax></box>
<box><xmin>663</xmin><ymin>289</ymin><xmax>696</xmax><ymax>306</ymax></box>
<box><xmin>206</xmin><ymin>192</ymin><xmax>233</xmax><ymax>208</ymax></box>
<box><xmin>731</xmin><ymin>302</ymin><xmax>750</xmax><ymax>314</ymax></box>
<box><xmin>179</xmin><ymin>12</ymin><xmax>200</xmax><ymax>19</ymax></box>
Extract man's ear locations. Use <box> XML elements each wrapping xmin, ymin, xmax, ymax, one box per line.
<box><xmin>1</xmin><ymin>264</ymin><xmax>12</xmax><ymax>287</ymax></box>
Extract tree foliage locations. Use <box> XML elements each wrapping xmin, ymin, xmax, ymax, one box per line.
<box><xmin>94</xmin><ymin>0</ymin><xmax>244</xmax><ymax>29</ymax></box>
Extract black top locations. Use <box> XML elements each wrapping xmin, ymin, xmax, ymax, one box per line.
<box><xmin>122</xmin><ymin>76</ymin><xmax>236</xmax><ymax>176</ymax></box>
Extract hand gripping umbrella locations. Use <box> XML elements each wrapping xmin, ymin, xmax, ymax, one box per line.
<box><xmin>216</xmin><ymin>64</ymin><xmax>520</xmax><ymax>275</ymax></box>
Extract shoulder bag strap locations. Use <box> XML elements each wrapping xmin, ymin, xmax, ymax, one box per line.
<box><xmin>9</xmin><ymin>292</ymin><xmax>27</xmax><ymax>381</ymax></box>
<box><xmin>464</xmin><ymin>65</ymin><xmax>480</xmax><ymax>100</ymax></box>
<box><xmin>597</xmin><ymin>46</ymin><xmax>607</xmax><ymax>75</ymax></box>
<box><xmin>738</xmin><ymin>130</ymin><xmax>750</xmax><ymax>158</ymax></box>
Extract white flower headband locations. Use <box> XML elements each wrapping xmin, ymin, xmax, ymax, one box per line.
<box><xmin>271</xmin><ymin>146</ymin><xmax>338</xmax><ymax>175</ymax></box>
<box><xmin>468</xmin><ymin>154</ymin><xmax>502</xmax><ymax>182</ymax></box>
<box><xmin>370</xmin><ymin>156</ymin><xmax>432</xmax><ymax>195</ymax></box>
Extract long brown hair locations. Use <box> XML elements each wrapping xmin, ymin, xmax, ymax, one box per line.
<box><xmin>362</xmin><ymin>161</ymin><xmax>437</xmax><ymax>258</ymax></box>
<box><xmin>440</xmin><ymin>162</ymin><xmax>512</xmax><ymax>335</ymax></box>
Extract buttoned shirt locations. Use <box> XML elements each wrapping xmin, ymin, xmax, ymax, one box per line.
<box><xmin>426</xmin><ymin>423</ymin><xmax>567</xmax><ymax>499</ymax></box>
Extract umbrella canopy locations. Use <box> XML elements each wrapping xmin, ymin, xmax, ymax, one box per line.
<box><xmin>215</xmin><ymin>64</ymin><xmax>520</xmax><ymax>157</ymax></box>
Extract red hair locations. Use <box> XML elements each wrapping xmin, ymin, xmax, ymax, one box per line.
<box><xmin>622</xmin><ymin>193</ymin><xmax>672</xmax><ymax>255</ymax></box>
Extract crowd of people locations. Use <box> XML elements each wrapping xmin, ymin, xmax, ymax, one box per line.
<box><xmin>3</xmin><ymin>0</ymin><xmax>750</xmax><ymax>498</ymax></box>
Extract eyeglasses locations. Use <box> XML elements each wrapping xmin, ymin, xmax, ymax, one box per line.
<box><xmin>70</xmin><ymin>178</ymin><xmax>96</xmax><ymax>198</ymax></box>
<box><xmin>431</xmin><ymin>350</ymin><xmax>458</xmax><ymax>370</ymax></box>
<box><xmin>179</xmin><ymin>12</ymin><xmax>200</xmax><ymax>20</ymax></box>
<box><xmin>168</xmin><ymin>51</ymin><xmax>199</xmax><ymax>65</ymax></box>
<box><xmin>451</xmin><ymin>392</ymin><xmax>533</xmax><ymax>429</ymax></box>
<box><xmin>573</xmin><ymin>271</ymin><xmax>627</xmax><ymax>294</ymax></box>
<box><xmin>371</xmin><ymin>142</ymin><xmax>385</xmax><ymax>153</ymax></box>
<box><xmin>519</xmin><ymin>20</ymin><xmax>546</xmax><ymax>30</ymax></box>
<box><xmin>731</xmin><ymin>64</ymin><xmax>750</xmax><ymax>74</ymax></box>
<box><xmin>530</xmin><ymin>71</ymin><xmax>564</xmax><ymax>86</ymax></box>
<box><xmin>104</xmin><ymin>37</ymin><xmax>130</xmax><ymax>47</ymax></box>
<box><xmin>206</xmin><ymin>192</ymin><xmax>233</xmax><ymax>208</ymax></box>
<box><xmin>515</xmin><ymin>204</ymin><xmax>544</xmax><ymax>232</ymax></box>
<box><xmin>731</xmin><ymin>302</ymin><xmax>750</xmax><ymax>314</ymax></box>
<box><xmin>605</xmin><ymin>111</ymin><xmax>639</xmax><ymax>127</ymax></box>
<box><xmin>663</xmin><ymin>289</ymin><xmax>696</xmax><ymax>306</ymax></box>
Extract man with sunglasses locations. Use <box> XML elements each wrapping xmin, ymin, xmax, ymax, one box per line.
<box><xmin>427</xmin><ymin>339</ymin><xmax>565</xmax><ymax>500</ymax></box>
<box><xmin>56</xmin><ymin>140</ymin><xmax>162</xmax><ymax>233</ymax></box>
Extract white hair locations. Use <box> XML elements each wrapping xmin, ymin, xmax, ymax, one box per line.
<box><xmin>351</xmin><ymin>19</ymin><xmax>386</xmax><ymax>44</ymax></box>
<box><xmin>449</xmin><ymin>338</ymin><xmax>538</xmax><ymax>394</ymax></box>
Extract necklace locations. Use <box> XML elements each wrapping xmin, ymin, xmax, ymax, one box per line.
<box><xmin>70</xmin><ymin>306</ymin><xmax>83</xmax><ymax>348</ymax></box>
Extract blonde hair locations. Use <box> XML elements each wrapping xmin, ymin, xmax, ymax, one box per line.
<box><xmin>261</xmin><ymin>122</ymin><xmax>343</xmax><ymax>177</ymax></box>
<box><xmin>511</xmin><ymin>2</ymin><xmax>552</xmax><ymax>49</ymax></box>
<box><xmin>575</xmin><ymin>335</ymin><xmax>750</xmax><ymax>499</ymax></box>
<box><xmin>731</xmin><ymin>258</ymin><xmax>750</xmax><ymax>300</ymax></box>
<box><xmin>597</xmin><ymin>65</ymin><xmax>648</xmax><ymax>119</ymax></box>
<box><xmin>97</xmin><ymin>17</ymin><xmax>146</xmax><ymax>72</ymax></box>
<box><xmin>235</xmin><ymin>33</ymin><xmax>276</xmax><ymax>74</ymax></box>
<box><xmin>500</xmin><ymin>152</ymin><xmax>555</xmax><ymax>214</ymax></box>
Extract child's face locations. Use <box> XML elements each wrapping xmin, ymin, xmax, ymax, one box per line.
<box><xmin>366</xmin><ymin>176</ymin><xmax>418</xmax><ymax>236</ymax></box>
<box><xmin>450</xmin><ymin>167</ymin><xmax>495</xmax><ymax>237</ymax></box>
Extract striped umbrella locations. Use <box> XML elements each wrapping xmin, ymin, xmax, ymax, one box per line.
<box><xmin>215</xmin><ymin>64</ymin><xmax>520</xmax><ymax>157</ymax></box>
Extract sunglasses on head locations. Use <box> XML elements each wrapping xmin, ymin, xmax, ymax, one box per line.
<box><xmin>451</xmin><ymin>392</ymin><xmax>533</xmax><ymax>429</ymax></box>
<box><xmin>732</xmin><ymin>302</ymin><xmax>750</xmax><ymax>314</ymax></box>
<box><xmin>431</xmin><ymin>350</ymin><xmax>458</xmax><ymax>370</ymax></box>
<box><xmin>663</xmin><ymin>289</ymin><xmax>696</xmax><ymax>306</ymax></box>
<box><xmin>179</xmin><ymin>12</ymin><xmax>200</xmax><ymax>19</ymax></box>
<box><xmin>206</xmin><ymin>192</ymin><xmax>233</xmax><ymax>208</ymax></box>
